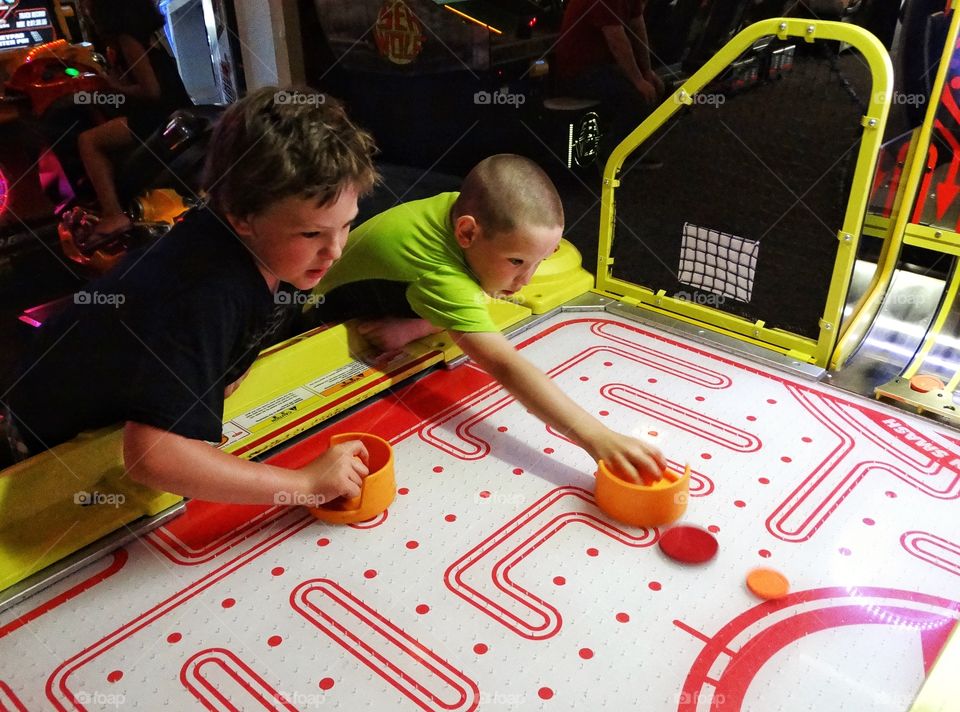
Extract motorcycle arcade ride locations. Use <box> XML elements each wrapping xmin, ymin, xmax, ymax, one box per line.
<box><xmin>3</xmin><ymin>38</ymin><xmax>217</xmax><ymax>280</ymax></box>
<box><xmin>0</xmin><ymin>1</ymin><xmax>74</xmax><ymax>269</ymax></box>
<box><xmin>0</xmin><ymin>17</ymin><xmax>957</xmax><ymax>712</ymax></box>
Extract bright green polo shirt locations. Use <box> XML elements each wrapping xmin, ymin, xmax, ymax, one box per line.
<box><xmin>314</xmin><ymin>192</ymin><xmax>498</xmax><ymax>332</ymax></box>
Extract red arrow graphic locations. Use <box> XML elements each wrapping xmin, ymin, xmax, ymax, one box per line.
<box><xmin>941</xmin><ymin>78</ymin><xmax>960</xmax><ymax>124</ymax></box>
<box><xmin>935</xmin><ymin>119</ymin><xmax>960</xmax><ymax>219</ymax></box>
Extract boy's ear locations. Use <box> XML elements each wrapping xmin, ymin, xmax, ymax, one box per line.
<box><xmin>226</xmin><ymin>212</ymin><xmax>254</xmax><ymax>239</ymax></box>
<box><xmin>454</xmin><ymin>215</ymin><xmax>480</xmax><ymax>249</ymax></box>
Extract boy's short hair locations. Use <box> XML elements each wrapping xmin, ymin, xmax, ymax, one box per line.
<box><xmin>453</xmin><ymin>154</ymin><xmax>563</xmax><ymax>234</ymax></box>
<box><xmin>203</xmin><ymin>86</ymin><xmax>378</xmax><ymax>217</ymax></box>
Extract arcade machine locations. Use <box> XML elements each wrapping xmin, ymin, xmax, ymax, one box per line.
<box><xmin>0</xmin><ymin>0</ymin><xmax>72</xmax><ymax>280</ymax></box>
<box><xmin>0</xmin><ymin>0</ymin><xmax>153</xmax><ymax>281</ymax></box>
<box><xmin>0</xmin><ymin>0</ymin><xmax>61</xmax><ymax>61</ymax></box>
<box><xmin>312</xmin><ymin>0</ymin><xmax>580</xmax><ymax>173</ymax></box>
<box><xmin>1</xmin><ymin>0</ymin><xmax>225</xmax><ymax>282</ymax></box>
<box><xmin>0</xmin><ymin>11</ymin><xmax>957</xmax><ymax>712</ymax></box>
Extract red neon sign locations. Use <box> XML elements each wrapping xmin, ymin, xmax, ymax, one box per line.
<box><xmin>0</xmin><ymin>165</ymin><xmax>9</xmax><ymax>218</ymax></box>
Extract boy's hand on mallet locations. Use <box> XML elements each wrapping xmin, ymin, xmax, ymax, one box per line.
<box><xmin>298</xmin><ymin>439</ymin><xmax>370</xmax><ymax>504</ymax></box>
<box><xmin>586</xmin><ymin>427</ymin><xmax>667</xmax><ymax>484</ymax></box>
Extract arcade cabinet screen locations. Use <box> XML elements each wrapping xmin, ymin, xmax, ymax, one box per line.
<box><xmin>0</xmin><ymin>0</ymin><xmax>56</xmax><ymax>50</ymax></box>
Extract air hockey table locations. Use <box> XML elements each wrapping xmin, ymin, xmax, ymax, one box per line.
<box><xmin>0</xmin><ymin>298</ymin><xmax>957</xmax><ymax>711</ymax></box>
<box><xmin>2</xmin><ymin>15</ymin><xmax>959</xmax><ymax>712</ymax></box>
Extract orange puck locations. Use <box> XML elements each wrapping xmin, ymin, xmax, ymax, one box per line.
<box><xmin>746</xmin><ymin>568</ymin><xmax>789</xmax><ymax>600</ymax></box>
<box><xmin>909</xmin><ymin>374</ymin><xmax>945</xmax><ymax>393</ymax></box>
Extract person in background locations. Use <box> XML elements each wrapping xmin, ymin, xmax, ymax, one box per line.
<box><xmin>77</xmin><ymin>0</ymin><xmax>192</xmax><ymax>238</ymax></box>
<box><xmin>554</xmin><ymin>0</ymin><xmax>666</xmax><ymax>160</ymax></box>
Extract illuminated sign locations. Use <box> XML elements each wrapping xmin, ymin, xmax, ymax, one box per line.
<box><xmin>0</xmin><ymin>0</ymin><xmax>54</xmax><ymax>50</ymax></box>
<box><xmin>0</xmin><ymin>164</ymin><xmax>9</xmax><ymax>218</ymax></box>
<box><xmin>570</xmin><ymin>112</ymin><xmax>600</xmax><ymax>169</ymax></box>
<box><xmin>374</xmin><ymin>0</ymin><xmax>425</xmax><ymax>65</ymax></box>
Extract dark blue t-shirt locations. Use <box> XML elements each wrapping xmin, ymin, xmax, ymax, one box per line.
<box><xmin>5</xmin><ymin>205</ymin><xmax>290</xmax><ymax>454</ymax></box>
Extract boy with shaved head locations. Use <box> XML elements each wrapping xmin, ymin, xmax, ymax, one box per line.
<box><xmin>307</xmin><ymin>154</ymin><xmax>665</xmax><ymax>482</ymax></box>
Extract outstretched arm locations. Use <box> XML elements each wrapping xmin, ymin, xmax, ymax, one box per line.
<box><xmin>452</xmin><ymin>331</ymin><xmax>666</xmax><ymax>481</ymax></box>
<box><xmin>123</xmin><ymin>422</ymin><xmax>369</xmax><ymax>505</ymax></box>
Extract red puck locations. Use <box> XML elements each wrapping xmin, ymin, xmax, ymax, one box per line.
<box><xmin>658</xmin><ymin>525</ymin><xmax>718</xmax><ymax>564</ymax></box>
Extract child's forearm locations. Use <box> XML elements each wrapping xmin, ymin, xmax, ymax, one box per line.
<box><xmin>123</xmin><ymin>422</ymin><xmax>306</xmax><ymax>505</ymax></box>
<box><xmin>490</xmin><ymin>356</ymin><xmax>607</xmax><ymax>458</ymax></box>
<box><xmin>454</xmin><ymin>331</ymin><xmax>665</xmax><ymax>480</ymax></box>
<box><xmin>455</xmin><ymin>332</ymin><xmax>607</xmax><ymax>456</ymax></box>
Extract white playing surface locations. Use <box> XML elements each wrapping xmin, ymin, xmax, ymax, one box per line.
<box><xmin>1</xmin><ymin>313</ymin><xmax>957</xmax><ymax>711</ymax></box>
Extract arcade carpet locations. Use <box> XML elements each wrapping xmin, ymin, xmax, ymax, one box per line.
<box><xmin>0</xmin><ymin>312</ymin><xmax>957</xmax><ymax>711</ymax></box>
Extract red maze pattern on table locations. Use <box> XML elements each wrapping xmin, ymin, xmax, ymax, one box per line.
<box><xmin>418</xmin><ymin>319</ymin><xmax>960</xmax><ymax>559</ymax></box>
<box><xmin>769</xmin><ymin>384</ymin><xmax>960</xmax><ymax>546</ymax></box>
<box><xmin>444</xmin><ymin>487</ymin><xmax>659</xmax><ymax>640</ymax></box>
<box><xmin>0</xmin><ymin>680</ymin><xmax>28</xmax><ymax>712</ymax></box>
<box><xmin>9</xmin><ymin>316</ymin><xmax>960</xmax><ymax>711</ymax></box>
<box><xmin>421</xmin><ymin>323</ymin><xmax>733</xmax><ymax>460</ymax></box>
<box><xmin>35</xmin><ymin>361</ymin><xmax>498</xmax><ymax>710</ymax></box>
<box><xmin>291</xmin><ymin>579</ymin><xmax>479</xmax><ymax>711</ymax></box>
<box><xmin>0</xmin><ymin>551</ymin><xmax>128</xmax><ymax>639</ymax></box>
<box><xmin>181</xmin><ymin>648</ymin><xmax>299</xmax><ymax>711</ymax></box>
<box><xmin>44</xmin><ymin>515</ymin><xmax>316</xmax><ymax>711</ymax></box>
<box><xmin>675</xmin><ymin>587</ymin><xmax>960</xmax><ymax>710</ymax></box>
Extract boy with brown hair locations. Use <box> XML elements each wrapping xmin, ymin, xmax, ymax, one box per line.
<box><xmin>3</xmin><ymin>87</ymin><xmax>377</xmax><ymax>505</ymax></box>
<box><xmin>308</xmin><ymin>154</ymin><xmax>666</xmax><ymax>482</ymax></box>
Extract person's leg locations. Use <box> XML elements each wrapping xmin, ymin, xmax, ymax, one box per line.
<box><xmin>36</xmin><ymin>102</ymin><xmax>100</xmax><ymax>202</ymax></box>
<box><xmin>299</xmin><ymin>280</ymin><xmax>441</xmax><ymax>353</ymax></box>
<box><xmin>355</xmin><ymin>318</ymin><xmax>442</xmax><ymax>352</ymax></box>
<box><xmin>77</xmin><ymin>118</ymin><xmax>136</xmax><ymax>236</ymax></box>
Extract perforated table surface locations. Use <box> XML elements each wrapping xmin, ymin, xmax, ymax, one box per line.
<box><xmin>1</xmin><ymin>313</ymin><xmax>957</xmax><ymax>711</ymax></box>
